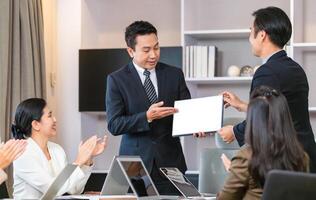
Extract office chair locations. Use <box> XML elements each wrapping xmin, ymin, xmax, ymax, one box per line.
<box><xmin>262</xmin><ymin>169</ymin><xmax>316</xmax><ymax>200</ymax></box>
<box><xmin>198</xmin><ymin>148</ymin><xmax>238</xmax><ymax>194</ymax></box>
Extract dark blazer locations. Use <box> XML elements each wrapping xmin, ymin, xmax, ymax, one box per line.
<box><xmin>106</xmin><ymin>62</ymin><xmax>191</xmax><ymax>174</ymax></box>
<box><xmin>233</xmin><ymin>50</ymin><xmax>316</xmax><ymax>171</ymax></box>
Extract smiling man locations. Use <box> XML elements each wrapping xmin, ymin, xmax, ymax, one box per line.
<box><xmin>105</xmin><ymin>21</ymin><xmax>191</xmax><ymax>195</ymax></box>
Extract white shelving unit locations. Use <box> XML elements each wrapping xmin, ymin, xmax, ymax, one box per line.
<box><xmin>185</xmin><ymin>77</ymin><xmax>252</xmax><ymax>84</ymax></box>
<box><xmin>309</xmin><ymin>107</ymin><xmax>316</xmax><ymax>112</ymax></box>
<box><xmin>183</xmin><ymin>29</ymin><xmax>251</xmax><ymax>39</ymax></box>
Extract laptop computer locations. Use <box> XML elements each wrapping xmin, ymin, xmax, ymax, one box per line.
<box><xmin>160</xmin><ymin>167</ymin><xmax>216</xmax><ymax>200</ymax></box>
<box><xmin>102</xmin><ymin>156</ymin><xmax>178</xmax><ymax>200</ymax></box>
<box><xmin>40</xmin><ymin>164</ymin><xmax>77</xmax><ymax>200</ymax></box>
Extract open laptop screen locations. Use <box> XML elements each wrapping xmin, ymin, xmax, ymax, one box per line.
<box><xmin>160</xmin><ymin>168</ymin><xmax>201</xmax><ymax>197</ymax></box>
<box><xmin>118</xmin><ymin>160</ymin><xmax>159</xmax><ymax>197</ymax></box>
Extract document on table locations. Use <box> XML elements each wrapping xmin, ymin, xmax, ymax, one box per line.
<box><xmin>172</xmin><ymin>95</ymin><xmax>223</xmax><ymax>136</ymax></box>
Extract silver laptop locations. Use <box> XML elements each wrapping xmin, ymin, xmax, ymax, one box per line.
<box><xmin>102</xmin><ymin>156</ymin><xmax>178</xmax><ymax>200</ymax></box>
<box><xmin>160</xmin><ymin>167</ymin><xmax>216</xmax><ymax>200</ymax></box>
<box><xmin>40</xmin><ymin>164</ymin><xmax>77</xmax><ymax>200</ymax></box>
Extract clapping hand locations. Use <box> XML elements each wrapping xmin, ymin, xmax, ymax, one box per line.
<box><xmin>0</xmin><ymin>139</ymin><xmax>27</xmax><ymax>169</ymax></box>
<box><xmin>92</xmin><ymin>135</ymin><xmax>108</xmax><ymax>157</ymax></box>
<box><xmin>74</xmin><ymin>135</ymin><xmax>97</xmax><ymax>166</ymax></box>
<box><xmin>221</xmin><ymin>153</ymin><xmax>231</xmax><ymax>172</ymax></box>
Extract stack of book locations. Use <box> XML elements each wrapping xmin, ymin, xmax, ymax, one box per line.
<box><xmin>183</xmin><ymin>45</ymin><xmax>217</xmax><ymax>78</ymax></box>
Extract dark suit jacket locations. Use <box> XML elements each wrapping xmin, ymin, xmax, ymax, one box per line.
<box><xmin>106</xmin><ymin>62</ymin><xmax>191</xmax><ymax>175</ymax></box>
<box><xmin>233</xmin><ymin>50</ymin><xmax>316</xmax><ymax>170</ymax></box>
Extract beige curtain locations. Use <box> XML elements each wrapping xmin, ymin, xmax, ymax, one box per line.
<box><xmin>0</xmin><ymin>0</ymin><xmax>46</xmax><ymax>195</ymax></box>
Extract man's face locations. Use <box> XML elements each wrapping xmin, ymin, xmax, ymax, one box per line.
<box><xmin>127</xmin><ymin>33</ymin><xmax>160</xmax><ymax>70</ymax></box>
<box><xmin>249</xmin><ymin>22</ymin><xmax>263</xmax><ymax>57</ymax></box>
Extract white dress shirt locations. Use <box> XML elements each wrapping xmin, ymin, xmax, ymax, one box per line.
<box><xmin>13</xmin><ymin>138</ymin><xmax>92</xmax><ymax>199</ymax></box>
<box><xmin>133</xmin><ymin>61</ymin><xmax>159</xmax><ymax>97</ymax></box>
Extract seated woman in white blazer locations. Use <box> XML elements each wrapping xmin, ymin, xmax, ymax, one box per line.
<box><xmin>12</xmin><ymin>98</ymin><xmax>108</xmax><ymax>199</ymax></box>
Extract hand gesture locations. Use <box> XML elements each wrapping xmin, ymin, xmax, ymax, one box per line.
<box><xmin>92</xmin><ymin>135</ymin><xmax>108</xmax><ymax>157</ymax></box>
<box><xmin>221</xmin><ymin>91</ymin><xmax>248</xmax><ymax>112</ymax></box>
<box><xmin>74</xmin><ymin>135</ymin><xmax>97</xmax><ymax>166</ymax></box>
<box><xmin>221</xmin><ymin>153</ymin><xmax>231</xmax><ymax>172</ymax></box>
<box><xmin>218</xmin><ymin>125</ymin><xmax>235</xmax><ymax>143</ymax></box>
<box><xmin>146</xmin><ymin>101</ymin><xmax>177</xmax><ymax>122</ymax></box>
<box><xmin>0</xmin><ymin>139</ymin><xmax>27</xmax><ymax>169</ymax></box>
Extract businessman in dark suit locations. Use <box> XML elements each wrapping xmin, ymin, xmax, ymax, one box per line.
<box><xmin>105</xmin><ymin>21</ymin><xmax>191</xmax><ymax>194</ymax></box>
<box><xmin>218</xmin><ymin>7</ymin><xmax>316</xmax><ymax>172</ymax></box>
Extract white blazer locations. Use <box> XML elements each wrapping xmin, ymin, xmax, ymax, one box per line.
<box><xmin>0</xmin><ymin>169</ymin><xmax>7</xmax><ymax>185</ymax></box>
<box><xmin>13</xmin><ymin>138</ymin><xmax>92</xmax><ymax>199</ymax></box>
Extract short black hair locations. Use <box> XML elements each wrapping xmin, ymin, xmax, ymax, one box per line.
<box><xmin>252</xmin><ymin>6</ymin><xmax>292</xmax><ymax>48</ymax></box>
<box><xmin>12</xmin><ymin>98</ymin><xmax>46</xmax><ymax>139</ymax></box>
<box><xmin>125</xmin><ymin>21</ymin><xmax>157</xmax><ymax>50</ymax></box>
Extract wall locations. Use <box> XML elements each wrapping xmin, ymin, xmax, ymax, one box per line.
<box><xmin>57</xmin><ymin>0</ymin><xmax>84</xmax><ymax>161</ymax></box>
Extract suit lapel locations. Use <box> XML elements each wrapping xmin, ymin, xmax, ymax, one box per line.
<box><xmin>156</xmin><ymin>63</ymin><xmax>166</xmax><ymax>102</ymax></box>
<box><xmin>127</xmin><ymin>62</ymin><xmax>151</xmax><ymax>106</ymax></box>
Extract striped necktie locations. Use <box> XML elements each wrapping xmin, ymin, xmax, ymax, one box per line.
<box><xmin>143</xmin><ymin>69</ymin><xmax>158</xmax><ymax>104</ymax></box>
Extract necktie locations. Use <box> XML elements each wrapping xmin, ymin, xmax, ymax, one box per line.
<box><xmin>143</xmin><ymin>70</ymin><xmax>158</xmax><ymax>104</ymax></box>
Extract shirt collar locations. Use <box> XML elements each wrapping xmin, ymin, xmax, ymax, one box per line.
<box><xmin>133</xmin><ymin>61</ymin><xmax>156</xmax><ymax>75</ymax></box>
<box><xmin>262</xmin><ymin>49</ymin><xmax>283</xmax><ymax>64</ymax></box>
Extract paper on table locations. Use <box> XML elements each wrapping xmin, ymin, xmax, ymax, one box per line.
<box><xmin>172</xmin><ymin>95</ymin><xmax>223</xmax><ymax>136</ymax></box>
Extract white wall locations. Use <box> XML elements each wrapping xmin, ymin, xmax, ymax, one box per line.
<box><xmin>54</xmin><ymin>0</ymin><xmax>82</xmax><ymax>161</ymax></box>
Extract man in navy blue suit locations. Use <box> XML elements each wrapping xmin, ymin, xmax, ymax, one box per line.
<box><xmin>106</xmin><ymin>21</ymin><xmax>191</xmax><ymax>194</ymax></box>
<box><xmin>218</xmin><ymin>7</ymin><xmax>316</xmax><ymax>172</ymax></box>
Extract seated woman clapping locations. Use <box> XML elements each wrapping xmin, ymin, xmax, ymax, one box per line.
<box><xmin>12</xmin><ymin>98</ymin><xmax>107</xmax><ymax>199</ymax></box>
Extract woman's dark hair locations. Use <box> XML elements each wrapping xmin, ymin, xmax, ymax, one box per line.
<box><xmin>125</xmin><ymin>20</ymin><xmax>157</xmax><ymax>50</ymax></box>
<box><xmin>12</xmin><ymin>98</ymin><xmax>47</xmax><ymax>139</ymax></box>
<box><xmin>252</xmin><ymin>6</ymin><xmax>292</xmax><ymax>48</ymax></box>
<box><xmin>245</xmin><ymin>86</ymin><xmax>307</xmax><ymax>187</ymax></box>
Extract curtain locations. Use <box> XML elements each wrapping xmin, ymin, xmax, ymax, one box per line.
<box><xmin>0</xmin><ymin>0</ymin><xmax>46</xmax><ymax>196</ymax></box>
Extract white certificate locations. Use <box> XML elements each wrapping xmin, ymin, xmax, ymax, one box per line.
<box><xmin>172</xmin><ymin>95</ymin><xmax>223</xmax><ymax>136</ymax></box>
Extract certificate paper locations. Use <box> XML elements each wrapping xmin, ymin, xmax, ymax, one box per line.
<box><xmin>172</xmin><ymin>95</ymin><xmax>223</xmax><ymax>136</ymax></box>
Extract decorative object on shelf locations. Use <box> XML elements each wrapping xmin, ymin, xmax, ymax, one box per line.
<box><xmin>253</xmin><ymin>65</ymin><xmax>260</xmax><ymax>74</ymax></box>
<box><xmin>240</xmin><ymin>65</ymin><xmax>254</xmax><ymax>77</ymax></box>
<box><xmin>227</xmin><ymin>65</ymin><xmax>240</xmax><ymax>77</ymax></box>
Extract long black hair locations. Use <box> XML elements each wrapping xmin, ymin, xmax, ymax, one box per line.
<box><xmin>12</xmin><ymin>98</ymin><xmax>47</xmax><ymax>139</ymax></box>
<box><xmin>245</xmin><ymin>86</ymin><xmax>307</xmax><ymax>187</ymax></box>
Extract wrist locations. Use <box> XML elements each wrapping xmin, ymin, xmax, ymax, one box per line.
<box><xmin>236</xmin><ymin>102</ymin><xmax>247</xmax><ymax>112</ymax></box>
<box><xmin>85</xmin><ymin>159</ymin><xmax>93</xmax><ymax>166</ymax></box>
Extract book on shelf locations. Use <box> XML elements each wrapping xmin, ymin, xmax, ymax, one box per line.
<box><xmin>184</xmin><ymin>45</ymin><xmax>217</xmax><ymax>79</ymax></box>
<box><xmin>208</xmin><ymin>46</ymin><xmax>216</xmax><ymax>78</ymax></box>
